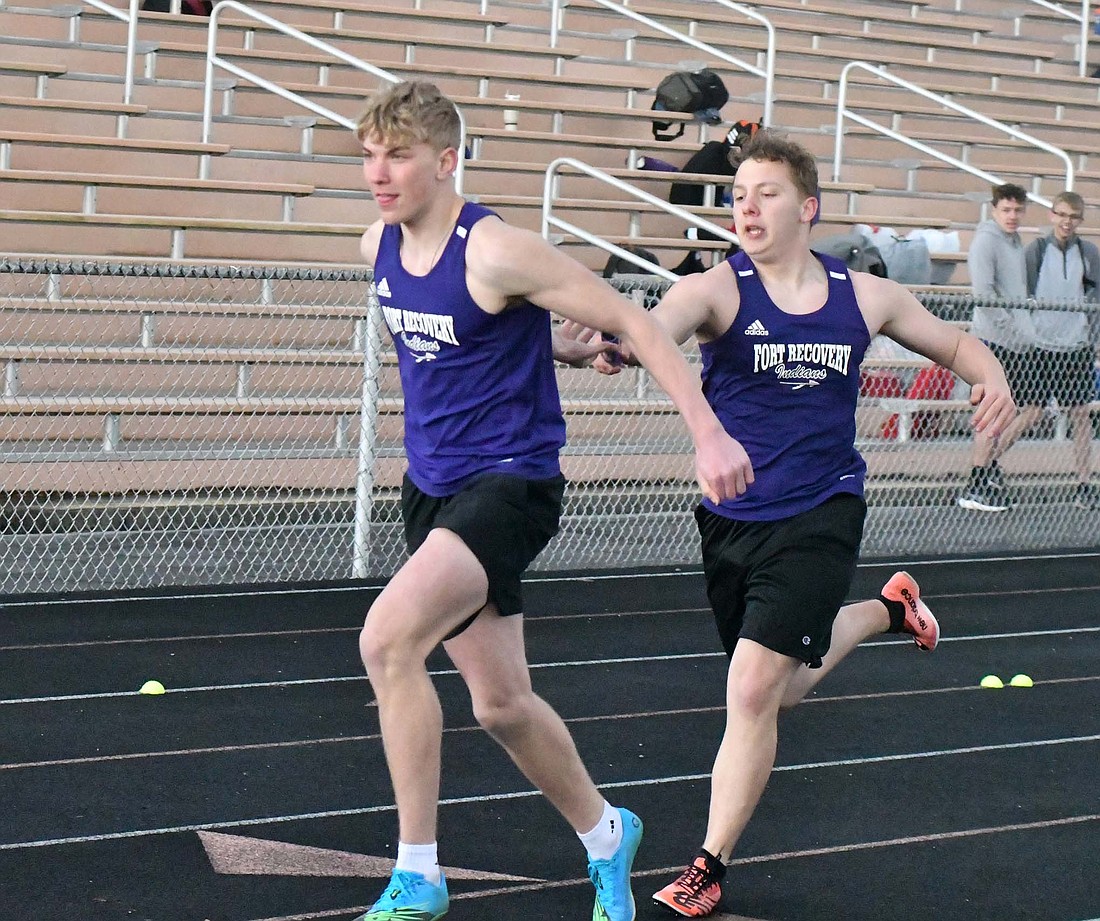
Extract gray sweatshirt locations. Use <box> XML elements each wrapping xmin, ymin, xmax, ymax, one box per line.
<box><xmin>1024</xmin><ymin>232</ymin><xmax>1100</xmax><ymax>351</ymax></box>
<box><xmin>967</xmin><ymin>218</ymin><xmax>1032</xmax><ymax>351</ymax></box>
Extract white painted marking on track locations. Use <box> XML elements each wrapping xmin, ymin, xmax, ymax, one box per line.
<box><xmin>4</xmin><ymin>624</ymin><xmax>1100</xmax><ymax>704</ymax></box>
<box><xmin>0</xmin><ymin>625</ymin><xmax>356</xmax><ymax>652</ymax></box>
<box><xmin>199</xmin><ymin>830</ymin><xmax>541</xmax><ymax>881</ymax></box>
<box><xmin>3</xmin><ymin>734</ymin><xmax>1097</xmax><ymax>851</ymax></box>
<box><xmin>0</xmin><ymin>550</ymin><xmax>1095</xmax><ymax>608</ymax></box>
<box><xmin>0</xmin><ymin>674</ymin><xmax>369</xmax><ymax>705</ymax></box>
<box><xmin>239</xmin><ymin>814</ymin><xmax>1100</xmax><ymax>921</ymax></box>
<box><xmin>6</xmin><ymin>679</ymin><xmax>1100</xmax><ymax>771</ymax></box>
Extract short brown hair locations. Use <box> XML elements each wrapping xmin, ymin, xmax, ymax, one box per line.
<box><xmin>355</xmin><ymin>80</ymin><xmax>462</xmax><ymax>152</ymax></box>
<box><xmin>735</xmin><ymin>129</ymin><xmax>819</xmax><ymax>201</ymax></box>
<box><xmin>991</xmin><ymin>183</ymin><xmax>1028</xmax><ymax>206</ymax></box>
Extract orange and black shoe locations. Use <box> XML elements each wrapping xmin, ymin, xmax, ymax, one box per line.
<box><xmin>652</xmin><ymin>851</ymin><xmax>724</xmax><ymax>918</ymax></box>
<box><xmin>881</xmin><ymin>570</ymin><xmax>939</xmax><ymax>651</ymax></box>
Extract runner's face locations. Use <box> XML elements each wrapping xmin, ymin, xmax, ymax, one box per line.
<box><xmin>732</xmin><ymin>159</ymin><xmax>816</xmax><ymax>260</ymax></box>
<box><xmin>362</xmin><ymin>135</ymin><xmax>453</xmax><ymax>225</ymax></box>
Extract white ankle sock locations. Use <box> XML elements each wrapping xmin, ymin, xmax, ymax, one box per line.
<box><xmin>396</xmin><ymin>841</ymin><xmax>441</xmax><ymax>885</ymax></box>
<box><xmin>578</xmin><ymin>800</ymin><xmax>623</xmax><ymax>861</ymax></box>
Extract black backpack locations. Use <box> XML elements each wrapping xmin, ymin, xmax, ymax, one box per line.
<box><xmin>668</xmin><ymin>121</ymin><xmax>761</xmax><ymax>209</ymax></box>
<box><xmin>651</xmin><ymin>69</ymin><xmax>729</xmax><ymax>141</ymax></box>
<box><xmin>602</xmin><ymin>244</ymin><xmax>661</xmax><ymax>277</ymax></box>
<box><xmin>666</xmin><ymin>121</ymin><xmax>761</xmax><ymax>262</ymax></box>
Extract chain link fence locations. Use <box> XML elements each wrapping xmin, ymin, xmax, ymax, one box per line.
<box><xmin>0</xmin><ymin>258</ymin><xmax>1097</xmax><ymax>595</ymax></box>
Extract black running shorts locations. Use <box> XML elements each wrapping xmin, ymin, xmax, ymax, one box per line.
<box><xmin>401</xmin><ymin>471</ymin><xmax>566</xmax><ymax>623</ymax></box>
<box><xmin>695</xmin><ymin>493</ymin><xmax>867</xmax><ymax>667</ymax></box>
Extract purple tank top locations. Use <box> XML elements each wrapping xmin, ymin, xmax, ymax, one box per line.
<box><xmin>700</xmin><ymin>249</ymin><xmax>871</xmax><ymax>520</ymax></box>
<box><xmin>374</xmin><ymin>201</ymin><xmax>565</xmax><ymax>496</ymax></box>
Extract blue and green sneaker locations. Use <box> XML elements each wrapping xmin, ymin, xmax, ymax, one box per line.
<box><xmin>356</xmin><ymin>868</ymin><xmax>449</xmax><ymax>921</ymax></box>
<box><xmin>588</xmin><ymin>807</ymin><xmax>643</xmax><ymax>921</ymax></box>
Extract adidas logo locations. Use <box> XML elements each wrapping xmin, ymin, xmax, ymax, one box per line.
<box><xmin>375</xmin><ymin>277</ymin><xmax>391</xmax><ymax>298</ymax></box>
<box><xmin>744</xmin><ymin>319</ymin><xmax>769</xmax><ymax>336</ymax></box>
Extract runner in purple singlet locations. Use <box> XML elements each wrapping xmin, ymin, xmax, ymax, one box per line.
<box><xmin>351</xmin><ymin>80</ymin><xmax>753</xmax><ymax>921</ymax></box>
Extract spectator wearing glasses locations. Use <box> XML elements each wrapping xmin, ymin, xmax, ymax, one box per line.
<box><xmin>1023</xmin><ymin>191</ymin><xmax>1100</xmax><ymax>510</ymax></box>
<box><xmin>960</xmin><ymin>182</ymin><xmax>1029</xmax><ymax>511</ymax></box>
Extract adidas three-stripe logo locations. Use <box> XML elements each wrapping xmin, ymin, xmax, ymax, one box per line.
<box><xmin>744</xmin><ymin>319</ymin><xmax>769</xmax><ymax>336</ymax></box>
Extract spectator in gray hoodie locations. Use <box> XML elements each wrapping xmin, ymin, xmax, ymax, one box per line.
<box><xmin>1022</xmin><ymin>191</ymin><xmax>1100</xmax><ymax>510</ymax></box>
<box><xmin>959</xmin><ymin>183</ymin><xmax>1029</xmax><ymax>511</ymax></box>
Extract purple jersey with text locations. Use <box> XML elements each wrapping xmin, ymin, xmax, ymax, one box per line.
<box><xmin>374</xmin><ymin>201</ymin><xmax>565</xmax><ymax>496</ymax></box>
<box><xmin>700</xmin><ymin>249</ymin><xmax>871</xmax><ymax>520</ymax></box>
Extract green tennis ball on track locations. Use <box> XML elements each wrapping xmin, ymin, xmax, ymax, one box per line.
<box><xmin>139</xmin><ymin>679</ymin><xmax>166</xmax><ymax>696</ymax></box>
<box><xmin>1009</xmin><ymin>674</ymin><xmax>1034</xmax><ymax>688</ymax></box>
<box><xmin>979</xmin><ymin>674</ymin><xmax>1004</xmax><ymax>689</ymax></box>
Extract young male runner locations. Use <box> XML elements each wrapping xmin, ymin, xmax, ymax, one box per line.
<box><xmin>352</xmin><ymin>80</ymin><xmax>751</xmax><ymax>921</ymax></box>
<box><xmin>587</xmin><ymin>131</ymin><xmax>1015</xmax><ymax>917</ymax></box>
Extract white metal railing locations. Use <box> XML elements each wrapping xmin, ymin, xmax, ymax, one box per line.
<box><xmin>833</xmin><ymin>61</ymin><xmax>1074</xmax><ymax>208</ymax></box>
<box><xmin>79</xmin><ymin>0</ymin><xmax>140</xmax><ymax>104</ymax></box>
<box><xmin>1010</xmin><ymin>0</ymin><xmax>1092</xmax><ymax>79</ymax></box>
<box><xmin>541</xmin><ymin>157</ymin><xmax>739</xmax><ymax>283</ymax></box>
<box><xmin>199</xmin><ymin>1</ymin><xmax>464</xmax><ymax>191</ymax></box>
<box><xmin>547</xmin><ymin>0</ymin><xmax>774</xmax><ymax>127</ymax></box>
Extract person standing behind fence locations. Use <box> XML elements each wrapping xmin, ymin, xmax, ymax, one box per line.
<box><xmin>1023</xmin><ymin>191</ymin><xmax>1100</xmax><ymax>510</ymax></box>
<box><xmin>352</xmin><ymin>80</ymin><xmax>750</xmax><ymax>921</ymax></box>
<box><xmin>959</xmin><ymin>182</ymin><xmax>1029</xmax><ymax>512</ymax></box>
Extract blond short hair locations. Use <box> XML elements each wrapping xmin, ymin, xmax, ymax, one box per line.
<box><xmin>355</xmin><ymin>80</ymin><xmax>462</xmax><ymax>152</ymax></box>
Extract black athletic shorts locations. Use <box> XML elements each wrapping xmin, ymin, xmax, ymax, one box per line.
<box><xmin>401</xmin><ymin>471</ymin><xmax>566</xmax><ymax>624</ymax></box>
<box><xmin>989</xmin><ymin>343</ymin><xmax>1095</xmax><ymax>408</ymax></box>
<box><xmin>695</xmin><ymin>493</ymin><xmax>867</xmax><ymax>668</ymax></box>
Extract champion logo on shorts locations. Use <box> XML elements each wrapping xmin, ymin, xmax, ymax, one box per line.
<box><xmin>744</xmin><ymin>319</ymin><xmax>769</xmax><ymax>336</ymax></box>
<box><xmin>375</xmin><ymin>277</ymin><xmax>391</xmax><ymax>298</ymax></box>
<box><xmin>802</xmin><ymin>635</ymin><xmax>811</xmax><ymax>645</ymax></box>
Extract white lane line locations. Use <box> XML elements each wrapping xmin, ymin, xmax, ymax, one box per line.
<box><xmin>0</xmin><ymin>626</ymin><xmax>358</xmax><ymax>652</ymax></box>
<box><xmin>2</xmin><ymin>733</ymin><xmax>1097</xmax><ymax>851</ymax></box>
<box><xmin>5</xmin><ymin>678</ymin><xmax>1100</xmax><ymax>772</ymax></box>
<box><xmin>0</xmin><ymin>550</ymin><xmax>1095</xmax><ymax>609</ymax></box>
<box><xmin>241</xmin><ymin>813</ymin><xmax>1100</xmax><ymax>921</ymax></box>
<box><xmin>0</xmin><ymin>607</ymin><xmax>712</xmax><ymax>652</ymax></box>
<box><xmin>5</xmin><ymin>621</ymin><xmax>1100</xmax><ymax>705</ymax></box>
<box><xmin>6</xmin><ymin>616</ymin><xmax>1100</xmax><ymax>704</ymax></box>
<box><xmin>3</xmin><ymin>605</ymin><xmax>1099</xmax><ymax>654</ymax></box>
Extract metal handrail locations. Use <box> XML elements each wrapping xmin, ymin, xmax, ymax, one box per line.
<box><xmin>79</xmin><ymin>0</ymin><xmax>139</xmax><ymax>104</ymax></box>
<box><xmin>1008</xmin><ymin>0</ymin><xmax>1092</xmax><ymax>79</ymax></box>
<box><xmin>541</xmin><ymin>157</ymin><xmax>738</xmax><ymax>283</ymax></box>
<box><xmin>547</xmin><ymin>0</ymin><xmax>774</xmax><ymax>127</ymax></box>
<box><xmin>199</xmin><ymin>0</ymin><xmax>466</xmax><ymax>189</ymax></box>
<box><xmin>833</xmin><ymin>61</ymin><xmax>1074</xmax><ymax>208</ymax></box>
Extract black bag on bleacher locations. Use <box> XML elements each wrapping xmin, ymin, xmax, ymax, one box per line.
<box><xmin>668</xmin><ymin>120</ymin><xmax>759</xmax><ymax>206</ymax></box>
<box><xmin>651</xmin><ymin>69</ymin><xmax>729</xmax><ymax>141</ymax></box>
<box><xmin>602</xmin><ymin>244</ymin><xmax>661</xmax><ymax>277</ymax></box>
<box><xmin>665</xmin><ymin>121</ymin><xmax>761</xmax><ymax>269</ymax></box>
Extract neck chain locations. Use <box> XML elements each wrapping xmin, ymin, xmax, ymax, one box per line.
<box><xmin>411</xmin><ymin>202</ymin><xmax>461</xmax><ymax>274</ymax></box>
<box><xmin>428</xmin><ymin>222</ymin><xmax>452</xmax><ymax>271</ymax></box>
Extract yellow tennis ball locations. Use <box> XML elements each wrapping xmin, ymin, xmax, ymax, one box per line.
<box><xmin>139</xmin><ymin>680</ymin><xmax>166</xmax><ymax>695</ymax></box>
<box><xmin>979</xmin><ymin>675</ymin><xmax>1004</xmax><ymax>689</ymax></box>
<box><xmin>1009</xmin><ymin>674</ymin><xmax>1034</xmax><ymax>688</ymax></box>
